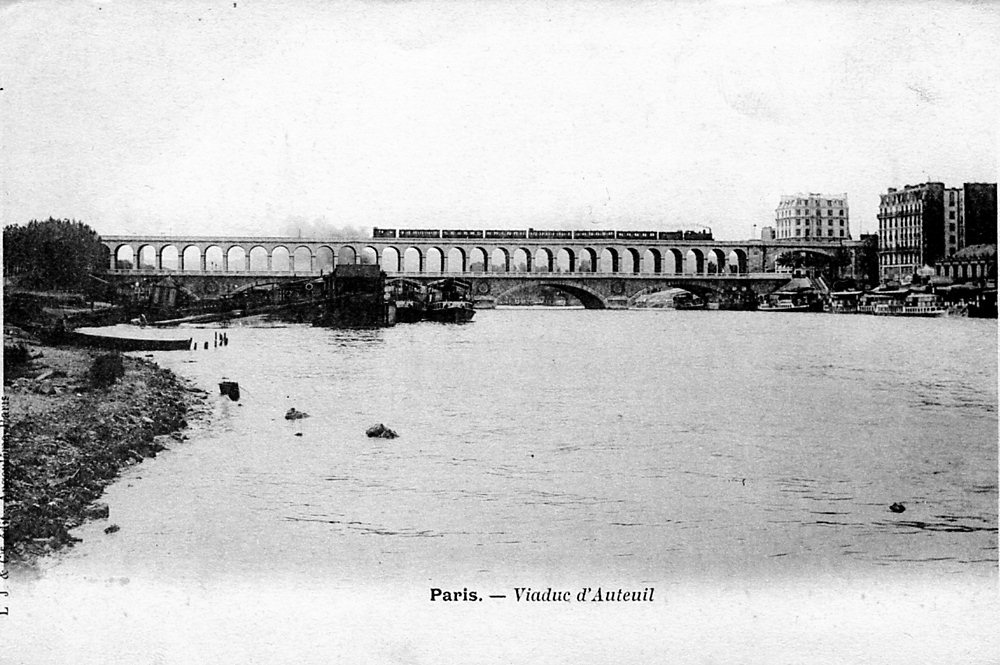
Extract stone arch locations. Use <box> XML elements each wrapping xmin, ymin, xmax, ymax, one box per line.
<box><xmin>293</xmin><ymin>245</ymin><xmax>313</xmax><ymax>272</ymax></box>
<box><xmin>360</xmin><ymin>246</ymin><xmax>379</xmax><ymax>265</ymax></box>
<box><xmin>271</xmin><ymin>246</ymin><xmax>291</xmax><ymax>272</ymax></box>
<box><xmin>511</xmin><ymin>247</ymin><xmax>532</xmax><ymax>273</ymax></box>
<box><xmin>577</xmin><ymin>247</ymin><xmax>597</xmax><ymax>272</ymax></box>
<box><xmin>468</xmin><ymin>247</ymin><xmax>488</xmax><ymax>273</ymax></box>
<box><xmin>706</xmin><ymin>248</ymin><xmax>727</xmax><ymax>275</ymax></box>
<box><xmin>249</xmin><ymin>245</ymin><xmax>269</xmax><ymax>271</ymax></box>
<box><xmin>446</xmin><ymin>247</ymin><xmax>466</xmax><ymax>273</ymax></box>
<box><xmin>205</xmin><ymin>245</ymin><xmax>225</xmax><ymax>271</ymax></box>
<box><xmin>381</xmin><ymin>247</ymin><xmax>401</xmax><ymax>272</ymax></box>
<box><xmin>663</xmin><ymin>248</ymin><xmax>683</xmax><ymax>274</ymax></box>
<box><xmin>316</xmin><ymin>246</ymin><xmax>335</xmax><ymax>273</ymax></box>
<box><xmin>403</xmin><ymin>247</ymin><xmax>422</xmax><ymax>272</ymax></box>
<box><xmin>556</xmin><ymin>247</ymin><xmax>575</xmax><ymax>273</ymax></box>
<box><xmin>135</xmin><ymin>244</ymin><xmax>159</xmax><ymax>270</ymax></box>
<box><xmin>770</xmin><ymin>248</ymin><xmax>836</xmax><ymax>272</ymax></box>
<box><xmin>494</xmin><ymin>281</ymin><xmax>606</xmax><ymax>309</ymax></box>
<box><xmin>136</xmin><ymin>244</ymin><xmax>157</xmax><ymax>270</ymax></box>
<box><xmin>726</xmin><ymin>249</ymin><xmax>748</xmax><ymax>274</ymax></box>
<box><xmin>641</xmin><ymin>248</ymin><xmax>661</xmax><ymax>274</ymax></box>
<box><xmin>599</xmin><ymin>248</ymin><xmax>619</xmax><ymax>273</ymax></box>
<box><xmin>490</xmin><ymin>247</ymin><xmax>510</xmax><ymax>273</ymax></box>
<box><xmin>337</xmin><ymin>245</ymin><xmax>357</xmax><ymax>265</ymax></box>
<box><xmin>182</xmin><ymin>245</ymin><xmax>201</xmax><ymax>272</ymax></box>
<box><xmin>624</xmin><ymin>248</ymin><xmax>641</xmax><ymax>274</ymax></box>
<box><xmin>533</xmin><ymin>248</ymin><xmax>554</xmax><ymax>273</ymax></box>
<box><xmin>426</xmin><ymin>247</ymin><xmax>445</xmax><ymax>273</ymax></box>
<box><xmin>226</xmin><ymin>246</ymin><xmax>246</xmax><ymax>272</ymax></box>
<box><xmin>114</xmin><ymin>244</ymin><xmax>135</xmax><ymax>270</ymax></box>
<box><xmin>160</xmin><ymin>245</ymin><xmax>179</xmax><ymax>271</ymax></box>
<box><xmin>685</xmin><ymin>248</ymin><xmax>704</xmax><ymax>275</ymax></box>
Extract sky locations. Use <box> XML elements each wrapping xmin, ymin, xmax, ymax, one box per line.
<box><xmin>1</xmin><ymin>0</ymin><xmax>998</xmax><ymax>241</ymax></box>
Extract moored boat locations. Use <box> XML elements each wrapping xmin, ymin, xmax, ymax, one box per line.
<box><xmin>828</xmin><ymin>290</ymin><xmax>864</xmax><ymax>313</ymax></box>
<box><xmin>758</xmin><ymin>289</ymin><xmax>824</xmax><ymax>312</ymax></box>
<box><xmin>387</xmin><ymin>278</ymin><xmax>427</xmax><ymax>323</ymax></box>
<box><xmin>862</xmin><ymin>290</ymin><xmax>948</xmax><ymax>317</ymax></box>
<box><xmin>424</xmin><ymin>278</ymin><xmax>476</xmax><ymax>323</ymax></box>
<box><xmin>872</xmin><ymin>293</ymin><xmax>948</xmax><ymax>317</ymax></box>
<box><xmin>68</xmin><ymin>329</ymin><xmax>193</xmax><ymax>351</ymax></box>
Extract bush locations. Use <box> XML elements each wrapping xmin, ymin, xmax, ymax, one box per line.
<box><xmin>90</xmin><ymin>353</ymin><xmax>125</xmax><ymax>387</ymax></box>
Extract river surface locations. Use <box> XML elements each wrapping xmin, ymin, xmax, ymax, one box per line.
<box><xmin>6</xmin><ymin>309</ymin><xmax>998</xmax><ymax>664</ymax></box>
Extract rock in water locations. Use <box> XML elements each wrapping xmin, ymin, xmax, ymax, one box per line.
<box><xmin>285</xmin><ymin>408</ymin><xmax>310</xmax><ymax>420</ymax></box>
<box><xmin>889</xmin><ymin>502</ymin><xmax>906</xmax><ymax>513</ymax></box>
<box><xmin>219</xmin><ymin>381</ymin><xmax>240</xmax><ymax>401</ymax></box>
<box><xmin>366</xmin><ymin>423</ymin><xmax>399</xmax><ymax>439</ymax></box>
<box><xmin>83</xmin><ymin>502</ymin><xmax>110</xmax><ymax>520</ymax></box>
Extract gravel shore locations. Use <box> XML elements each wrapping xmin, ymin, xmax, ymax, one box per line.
<box><xmin>3</xmin><ymin>341</ymin><xmax>207</xmax><ymax>564</ymax></box>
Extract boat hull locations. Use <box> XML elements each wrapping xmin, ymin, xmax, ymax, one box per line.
<box><xmin>424</xmin><ymin>304</ymin><xmax>476</xmax><ymax>323</ymax></box>
<box><xmin>395</xmin><ymin>304</ymin><xmax>425</xmax><ymax>323</ymax></box>
<box><xmin>757</xmin><ymin>305</ymin><xmax>814</xmax><ymax>312</ymax></box>
<box><xmin>67</xmin><ymin>331</ymin><xmax>192</xmax><ymax>351</ymax></box>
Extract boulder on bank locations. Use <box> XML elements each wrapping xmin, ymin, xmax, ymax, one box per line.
<box><xmin>366</xmin><ymin>423</ymin><xmax>398</xmax><ymax>439</ymax></box>
<box><xmin>285</xmin><ymin>408</ymin><xmax>310</xmax><ymax>420</ymax></box>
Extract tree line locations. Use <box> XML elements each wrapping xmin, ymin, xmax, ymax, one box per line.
<box><xmin>3</xmin><ymin>218</ymin><xmax>106</xmax><ymax>291</ymax></box>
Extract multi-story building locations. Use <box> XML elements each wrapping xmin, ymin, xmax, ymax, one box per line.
<box><xmin>774</xmin><ymin>193</ymin><xmax>850</xmax><ymax>240</ymax></box>
<box><xmin>962</xmin><ymin>182</ymin><xmax>997</xmax><ymax>248</ymax></box>
<box><xmin>878</xmin><ymin>181</ymin><xmax>997</xmax><ymax>281</ymax></box>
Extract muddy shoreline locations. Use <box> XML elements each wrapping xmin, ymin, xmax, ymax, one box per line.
<box><xmin>3</xmin><ymin>341</ymin><xmax>207</xmax><ymax>565</ymax></box>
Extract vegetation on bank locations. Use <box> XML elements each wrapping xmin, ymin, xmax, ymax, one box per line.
<box><xmin>3</xmin><ymin>218</ymin><xmax>106</xmax><ymax>292</ymax></box>
<box><xmin>3</xmin><ymin>340</ymin><xmax>206</xmax><ymax>563</ymax></box>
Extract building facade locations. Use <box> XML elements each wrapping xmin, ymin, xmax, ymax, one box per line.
<box><xmin>774</xmin><ymin>193</ymin><xmax>850</xmax><ymax>241</ymax></box>
<box><xmin>962</xmin><ymin>182</ymin><xmax>998</xmax><ymax>248</ymax></box>
<box><xmin>878</xmin><ymin>181</ymin><xmax>997</xmax><ymax>281</ymax></box>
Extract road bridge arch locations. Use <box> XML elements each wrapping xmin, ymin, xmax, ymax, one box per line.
<box><xmin>493</xmin><ymin>281</ymin><xmax>607</xmax><ymax>309</ymax></box>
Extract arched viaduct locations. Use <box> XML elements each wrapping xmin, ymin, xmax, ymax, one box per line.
<box><xmin>100</xmin><ymin>233</ymin><xmax>854</xmax><ymax>308</ymax></box>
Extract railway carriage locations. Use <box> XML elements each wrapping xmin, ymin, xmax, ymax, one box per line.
<box><xmin>528</xmin><ymin>228</ymin><xmax>572</xmax><ymax>240</ymax></box>
<box><xmin>485</xmin><ymin>229</ymin><xmax>528</xmax><ymax>239</ymax></box>
<box><xmin>573</xmin><ymin>230</ymin><xmax>615</xmax><ymax>240</ymax></box>
<box><xmin>441</xmin><ymin>229</ymin><xmax>485</xmax><ymax>239</ymax></box>
<box><xmin>615</xmin><ymin>230</ymin><xmax>658</xmax><ymax>241</ymax></box>
<box><xmin>398</xmin><ymin>229</ymin><xmax>442</xmax><ymax>239</ymax></box>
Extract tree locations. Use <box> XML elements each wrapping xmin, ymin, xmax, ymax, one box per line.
<box><xmin>3</xmin><ymin>218</ymin><xmax>106</xmax><ymax>291</ymax></box>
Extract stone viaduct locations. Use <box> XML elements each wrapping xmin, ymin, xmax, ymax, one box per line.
<box><xmin>100</xmin><ymin>233</ymin><xmax>855</xmax><ymax>308</ymax></box>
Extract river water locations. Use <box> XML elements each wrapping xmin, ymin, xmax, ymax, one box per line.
<box><xmin>6</xmin><ymin>310</ymin><xmax>998</xmax><ymax>663</ymax></box>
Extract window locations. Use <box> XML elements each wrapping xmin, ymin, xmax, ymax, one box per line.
<box><xmin>949</xmin><ymin>211</ymin><xmax>955</xmax><ymax>219</ymax></box>
<box><xmin>840</xmin><ymin>220</ymin><xmax>844</xmax><ymax>226</ymax></box>
<box><xmin>840</xmin><ymin>230</ymin><xmax>845</xmax><ymax>237</ymax></box>
<box><xmin>828</xmin><ymin>229</ymin><xmax>834</xmax><ymax>236</ymax></box>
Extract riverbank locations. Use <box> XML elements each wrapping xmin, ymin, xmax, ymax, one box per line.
<box><xmin>3</xmin><ymin>336</ymin><xmax>207</xmax><ymax>564</ymax></box>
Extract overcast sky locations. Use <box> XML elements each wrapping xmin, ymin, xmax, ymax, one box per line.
<box><xmin>2</xmin><ymin>1</ymin><xmax>997</xmax><ymax>240</ymax></box>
